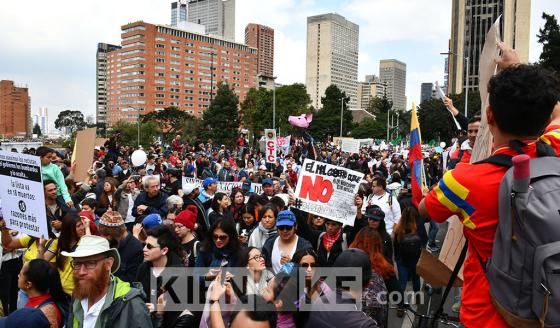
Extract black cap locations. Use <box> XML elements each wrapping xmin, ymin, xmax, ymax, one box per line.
<box><xmin>333</xmin><ymin>249</ymin><xmax>372</xmax><ymax>287</ymax></box>
<box><xmin>364</xmin><ymin>205</ymin><xmax>385</xmax><ymax>221</ymax></box>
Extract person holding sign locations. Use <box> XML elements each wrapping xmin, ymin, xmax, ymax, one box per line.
<box><xmin>419</xmin><ymin>44</ymin><xmax>560</xmax><ymax>327</ymax></box>
<box><xmin>37</xmin><ymin>147</ymin><xmax>73</xmax><ymax>208</ymax></box>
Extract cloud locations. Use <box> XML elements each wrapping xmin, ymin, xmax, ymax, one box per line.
<box><xmin>342</xmin><ymin>0</ymin><xmax>451</xmax><ymax>44</ymax></box>
<box><xmin>407</xmin><ymin>65</ymin><xmax>446</xmax><ymax>107</ymax></box>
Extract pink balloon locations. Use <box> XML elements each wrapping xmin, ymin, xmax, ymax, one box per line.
<box><xmin>288</xmin><ymin>113</ymin><xmax>313</xmax><ymax>128</ymax></box>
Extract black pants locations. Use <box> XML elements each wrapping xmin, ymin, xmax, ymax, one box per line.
<box><xmin>0</xmin><ymin>257</ymin><xmax>23</xmax><ymax>315</ymax></box>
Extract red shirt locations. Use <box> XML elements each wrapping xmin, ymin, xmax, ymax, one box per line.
<box><xmin>425</xmin><ymin>125</ymin><xmax>560</xmax><ymax>327</ymax></box>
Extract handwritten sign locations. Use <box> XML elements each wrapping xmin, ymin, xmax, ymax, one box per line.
<box><xmin>341</xmin><ymin>139</ymin><xmax>360</xmax><ymax>154</ymax></box>
<box><xmin>293</xmin><ymin>159</ymin><xmax>364</xmax><ymax>226</ymax></box>
<box><xmin>0</xmin><ymin>151</ymin><xmax>48</xmax><ymax>238</ymax></box>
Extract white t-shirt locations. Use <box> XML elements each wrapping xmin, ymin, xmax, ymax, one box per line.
<box><xmin>271</xmin><ymin>236</ymin><xmax>298</xmax><ymax>274</ymax></box>
<box><xmin>365</xmin><ymin>192</ymin><xmax>401</xmax><ymax>235</ymax></box>
<box><xmin>80</xmin><ymin>293</ymin><xmax>108</xmax><ymax>328</ymax></box>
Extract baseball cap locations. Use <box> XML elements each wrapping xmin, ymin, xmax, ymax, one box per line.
<box><xmin>182</xmin><ymin>183</ymin><xmax>198</xmax><ymax>196</ymax></box>
<box><xmin>202</xmin><ymin>177</ymin><xmax>218</xmax><ymax>189</ymax></box>
<box><xmin>333</xmin><ymin>248</ymin><xmax>372</xmax><ymax>287</ymax></box>
<box><xmin>0</xmin><ymin>307</ymin><xmax>50</xmax><ymax>328</ymax></box>
<box><xmin>364</xmin><ymin>205</ymin><xmax>385</xmax><ymax>221</ymax></box>
<box><xmin>143</xmin><ymin>213</ymin><xmax>163</xmax><ymax>230</ymax></box>
<box><xmin>277</xmin><ymin>210</ymin><xmax>296</xmax><ymax>227</ymax></box>
<box><xmin>262</xmin><ymin>178</ymin><xmax>273</xmax><ymax>186</ymax></box>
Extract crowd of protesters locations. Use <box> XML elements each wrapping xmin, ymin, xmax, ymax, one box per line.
<box><xmin>0</xmin><ymin>42</ymin><xmax>559</xmax><ymax>328</ymax></box>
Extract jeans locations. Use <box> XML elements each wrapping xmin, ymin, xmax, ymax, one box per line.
<box><xmin>428</xmin><ymin>221</ymin><xmax>439</xmax><ymax>247</ymax></box>
<box><xmin>397</xmin><ymin>259</ymin><xmax>421</xmax><ymax>293</ymax></box>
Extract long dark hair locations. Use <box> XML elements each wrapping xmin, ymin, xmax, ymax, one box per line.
<box><xmin>238</xmin><ymin>246</ymin><xmax>259</xmax><ymax>267</ymax></box>
<box><xmin>210</xmin><ymin>192</ymin><xmax>228</xmax><ymax>214</ymax></box>
<box><xmin>55</xmin><ymin>213</ymin><xmax>80</xmax><ymax>270</ymax></box>
<box><xmin>201</xmin><ymin>218</ymin><xmax>240</xmax><ymax>253</ymax></box>
<box><xmin>25</xmin><ymin>259</ymin><xmax>66</xmax><ymax>303</ymax></box>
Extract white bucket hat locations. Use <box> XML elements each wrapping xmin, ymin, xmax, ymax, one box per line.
<box><xmin>61</xmin><ymin>235</ymin><xmax>121</xmax><ymax>273</ymax></box>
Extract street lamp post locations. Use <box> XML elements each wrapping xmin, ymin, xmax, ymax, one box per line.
<box><xmin>272</xmin><ymin>76</ymin><xmax>277</xmax><ymax>131</ymax></box>
<box><xmin>441</xmin><ymin>51</ymin><xmax>470</xmax><ymax>117</ymax></box>
<box><xmin>340</xmin><ymin>98</ymin><xmax>344</xmax><ymax>139</ymax></box>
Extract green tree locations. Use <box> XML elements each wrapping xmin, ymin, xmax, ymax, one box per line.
<box><xmin>32</xmin><ymin>123</ymin><xmax>42</xmax><ymax>137</ymax></box>
<box><xmin>351</xmin><ymin>118</ymin><xmax>384</xmax><ymax>139</ymax></box>
<box><xmin>109</xmin><ymin>121</ymin><xmax>161</xmax><ymax>147</ymax></box>
<box><xmin>55</xmin><ymin>110</ymin><xmax>86</xmax><ymax>135</ymax></box>
<box><xmin>308</xmin><ymin>85</ymin><xmax>352</xmax><ymax>140</ymax></box>
<box><xmin>241</xmin><ymin>83</ymin><xmax>312</xmax><ymax>137</ymax></box>
<box><xmin>140</xmin><ymin>106</ymin><xmax>194</xmax><ymax>143</ymax></box>
<box><xmin>201</xmin><ymin>82</ymin><xmax>239</xmax><ymax>147</ymax></box>
<box><xmin>537</xmin><ymin>13</ymin><xmax>560</xmax><ymax>72</ymax></box>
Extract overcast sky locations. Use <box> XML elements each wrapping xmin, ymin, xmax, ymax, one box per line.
<box><xmin>1</xmin><ymin>0</ymin><xmax>558</xmax><ymax>128</ymax></box>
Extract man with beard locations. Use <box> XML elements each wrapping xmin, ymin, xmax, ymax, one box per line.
<box><xmin>98</xmin><ymin>211</ymin><xmax>143</xmax><ymax>283</ymax></box>
<box><xmin>63</xmin><ymin>235</ymin><xmax>151</xmax><ymax>328</ymax></box>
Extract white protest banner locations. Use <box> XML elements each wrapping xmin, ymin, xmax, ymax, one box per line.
<box><xmin>435</xmin><ymin>81</ymin><xmax>461</xmax><ymax>131</ymax></box>
<box><xmin>341</xmin><ymin>139</ymin><xmax>360</xmax><ymax>154</ymax></box>
<box><xmin>276</xmin><ymin>135</ymin><xmax>291</xmax><ymax>156</ymax></box>
<box><xmin>0</xmin><ymin>151</ymin><xmax>48</xmax><ymax>238</ymax></box>
<box><xmin>251</xmin><ymin>183</ymin><xmax>263</xmax><ymax>195</ymax></box>
<box><xmin>264</xmin><ymin>129</ymin><xmax>277</xmax><ymax>164</ymax></box>
<box><xmin>293</xmin><ymin>159</ymin><xmax>364</xmax><ymax>226</ymax></box>
<box><xmin>182</xmin><ymin>177</ymin><xmax>242</xmax><ymax>195</ymax></box>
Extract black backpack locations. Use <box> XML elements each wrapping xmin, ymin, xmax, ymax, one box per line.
<box><xmin>399</xmin><ymin>233</ymin><xmax>422</xmax><ymax>262</ymax></box>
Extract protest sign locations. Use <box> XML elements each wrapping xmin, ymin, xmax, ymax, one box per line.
<box><xmin>71</xmin><ymin>128</ymin><xmax>96</xmax><ymax>182</ymax></box>
<box><xmin>251</xmin><ymin>182</ymin><xmax>263</xmax><ymax>195</ymax></box>
<box><xmin>435</xmin><ymin>81</ymin><xmax>461</xmax><ymax>130</ymax></box>
<box><xmin>0</xmin><ymin>151</ymin><xmax>48</xmax><ymax>238</ymax></box>
<box><xmin>264</xmin><ymin>129</ymin><xmax>277</xmax><ymax>164</ymax></box>
<box><xmin>341</xmin><ymin>139</ymin><xmax>360</xmax><ymax>154</ymax></box>
<box><xmin>182</xmin><ymin>177</ymin><xmax>242</xmax><ymax>194</ymax></box>
<box><xmin>438</xmin><ymin>216</ymin><xmax>466</xmax><ymax>280</ymax></box>
<box><xmin>276</xmin><ymin>135</ymin><xmax>291</xmax><ymax>156</ymax></box>
<box><xmin>293</xmin><ymin>159</ymin><xmax>364</xmax><ymax>226</ymax></box>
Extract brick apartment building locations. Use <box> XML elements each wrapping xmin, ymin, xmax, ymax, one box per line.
<box><xmin>244</xmin><ymin>23</ymin><xmax>274</xmax><ymax>78</ymax></box>
<box><xmin>106</xmin><ymin>21</ymin><xmax>258</xmax><ymax>126</ymax></box>
<box><xmin>0</xmin><ymin>80</ymin><xmax>30</xmax><ymax>138</ymax></box>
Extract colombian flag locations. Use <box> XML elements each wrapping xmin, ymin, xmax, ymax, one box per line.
<box><xmin>409</xmin><ymin>103</ymin><xmax>424</xmax><ymax>208</ymax></box>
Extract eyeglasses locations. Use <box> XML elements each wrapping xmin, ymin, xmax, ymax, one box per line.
<box><xmin>213</xmin><ymin>234</ymin><xmax>229</xmax><ymax>241</ymax></box>
<box><xmin>145</xmin><ymin>243</ymin><xmax>160</xmax><ymax>250</ymax></box>
<box><xmin>248</xmin><ymin>254</ymin><xmax>265</xmax><ymax>262</ymax></box>
<box><xmin>277</xmin><ymin>225</ymin><xmax>293</xmax><ymax>231</ymax></box>
<box><xmin>300</xmin><ymin>262</ymin><xmax>316</xmax><ymax>269</ymax></box>
<box><xmin>71</xmin><ymin>257</ymin><xmax>107</xmax><ymax>271</ymax></box>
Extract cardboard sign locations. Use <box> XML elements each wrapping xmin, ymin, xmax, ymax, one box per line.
<box><xmin>264</xmin><ymin>129</ymin><xmax>277</xmax><ymax>164</ymax></box>
<box><xmin>438</xmin><ymin>215</ymin><xmax>466</xmax><ymax>281</ymax></box>
<box><xmin>0</xmin><ymin>151</ymin><xmax>48</xmax><ymax>238</ymax></box>
<box><xmin>276</xmin><ymin>135</ymin><xmax>291</xmax><ymax>156</ymax></box>
<box><xmin>341</xmin><ymin>139</ymin><xmax>360</xmax><ymax>154</ymax></box>
<box><xmin>182</xmin><ymin>177</ymin><xmax>242</xmax><ymax>195</ymax></box>
<box><xmin>293</xmin><ymin>159</ymin><xmax>364</xmax><ymax>226</ymax></box>
<box><xmin>71</xmin><ymin>128</ymin><xmax>97</xmax><ymax>182</ymax></box>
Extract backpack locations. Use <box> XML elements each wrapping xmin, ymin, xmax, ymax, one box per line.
<box><xmin>476</xmin><ymin>140</ymin><xmax>560</xmax><ymax>327</ymax></box>
<box><xmin>398</xmin><ymin>233</ymin><xmax>422</xmax><ymax>262</ymax></box>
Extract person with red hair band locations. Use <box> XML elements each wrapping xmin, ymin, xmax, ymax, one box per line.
<box><xmin>350</xmin><ymin>227</ymin><xmax>397</xmax><ymax>326</ymax></box>
<box><xmin>173</xmin><ymin>205</ymin><xmax>200</xmax><ymax>267</ymax></box>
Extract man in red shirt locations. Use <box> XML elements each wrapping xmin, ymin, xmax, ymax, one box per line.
<box><xmin>419</xmin><ymin>43</ymin><xmax>560</xmax><ymax>327</ymax></box>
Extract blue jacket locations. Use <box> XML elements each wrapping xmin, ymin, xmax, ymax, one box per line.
<box><xmin>131</xmin><ymin>191</ymin><xmax>168</xmax><ymax>218</ymax></box>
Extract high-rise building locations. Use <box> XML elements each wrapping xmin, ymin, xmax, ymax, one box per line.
<box><xmin>447</xmin><ymin>0</ymin><xmax>531</xmax><ymax>94</ymax></box>
<box><xmin>39</xmin><ymin>106</ymin><xmax>48</xmax><ymax>135</ymax></box>
<box><xmin>357</xmin><ymin>75</ymin><xmax>386</xmax><ymax>111</ymax></box>
<box><xmin>171</xmin><ymin>0</ymin><xmax>188</xmax><ymax>27</ymax></box>
<box><xmin>105</xmin><ymin>21</ymin><xmax>257</xmax><ymax>126</ymax></box>
<box><xmin>0</xmin><ymin>80</ymin><xmax>30</xmax><ymax>138</ymax></box>
<box><xmin>420</xmin><ymin>83</ymin><xmax>434</xmax><ymax>103</ymax></box>
<box><xmin>306</xmin><ymin>13</ymin><xmax>359</xmax><ymax>110</ymax></box>
<box><xmin>187</xmin><ymin>0</ymin><xmax>235</xmax><ymax>41</ymax></box>
<box><xmin>379</xmin><ymin>59</ymin><xmax>406</xmax><ymax>112</ymax></box>
<box><xmin>245</xmin><ymin>23</ymin><xmax>274</xmax><ymax>79</ymax></box>
<box><xmin>96</xmin><ymin>43</ymin><xmax>121</xmax><ymax>129</ymax></box>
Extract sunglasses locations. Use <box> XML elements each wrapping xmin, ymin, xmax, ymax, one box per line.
<box><xmin>145</xmin><ymin>243</ymin><xmax>160</xmax><ymax>250</ymax></box>
<box><xmin>277</xmin><ymin>225</ymin><xmax>293</xmax><ymax>231</ymax></box>
<box><xmin>213</xmin><ymin>234</ymin><xmax>229</xmax><ymax>241</ymax></box>
<box><xmin>300</xmin><ymin>262</ymin><xmax>316</xmax><ymax>269</ymax></box>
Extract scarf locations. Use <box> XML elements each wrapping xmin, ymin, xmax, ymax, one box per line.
<box><xmin>323</xmin><ymin>229</ymin><xmax>341</xmax><ymax>252</ymax></box>
<box><xmin>249</xmin><ymin>222</ymin><xmax>277</xmax><ymax>248</ymax></box>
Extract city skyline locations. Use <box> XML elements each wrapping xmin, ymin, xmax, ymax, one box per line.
<box><xmin>0</xmin><ymin>0</ymin><xmax>557</xmax><ymax>122</ymax></box>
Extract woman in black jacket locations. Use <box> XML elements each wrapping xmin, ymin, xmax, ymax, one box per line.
<box><xmin>293</xmin><ymin>208</ymin><xmax>367</xmax><ymax>267</ymax></box>
<box><xmin>136</xmin><ymin>225</ymin><xmax>186</xmax><ymax>328</ymax></box>
<box><xmin>364</xmin><ymin>205</ymin><xmax>394</xmax><ymax>264</ymax></box>
<box><xmin>208</xmin><ymin>192</ymin><xmax>234</xmax><ymax>226</ymax></box>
